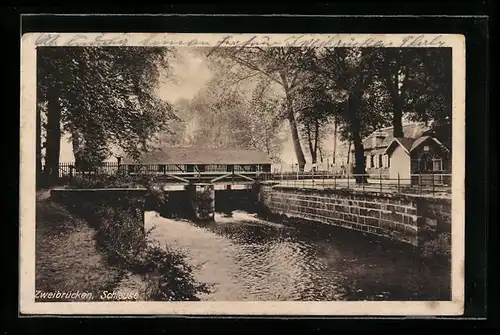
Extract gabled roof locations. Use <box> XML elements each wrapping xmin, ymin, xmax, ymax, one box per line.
<box><xmin>383</xmin><ymin>137</ymin><xmax>416</xmax><ymax>155</ymax></box>
<box><xmin>411</xmin><ymin>136</ymin><xmax>450</xmax><ymax>152</ymax></box>
<box><xmin>383</xmin><ymin>135</ymin><xmax>450</xmax><ymax>155</ymax></box>
<box><xmin>362</xmin><ymin>122</ymin><xmax>428</xmax><ymax>150</ymax></box>
<box><xmin>121</xmin><ymin>147</ymin><xmax>273</xmax><ymax>165</ymax></box>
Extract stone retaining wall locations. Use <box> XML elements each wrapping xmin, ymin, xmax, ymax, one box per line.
<box><xmin>260</xmin><ymin>185</ymin><xmax>452</xmax><ymax>248</ymax></box>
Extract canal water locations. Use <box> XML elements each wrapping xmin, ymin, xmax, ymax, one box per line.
<box><xmin>145</xmin><ymin>211</ymin><xmax>451</xmax><ymax>301</ymax></box>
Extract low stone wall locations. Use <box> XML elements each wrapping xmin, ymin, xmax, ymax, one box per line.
<box><xmin>259</xmin><ymin>185</ymin><xmax>451</xmax><ymax>249</ymax></box>
<box><xmin>414</xmin><ymin>196</ymin><xmax>452</xmax><ymax>256</ymax></box>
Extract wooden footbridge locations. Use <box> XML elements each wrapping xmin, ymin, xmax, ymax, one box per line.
<box><xmin>119</xmin><ymin>148</ymin><xmax>272</xmax><ymax>191</ymax></box>
<box><xmin>54</xmin><ymin>148</ymin><xmax>274</xmax><ymax>221</ymax></box>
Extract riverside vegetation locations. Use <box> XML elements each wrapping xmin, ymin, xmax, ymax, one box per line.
<box><xmin>36</xmin><ymin>174</ymin><xmax>212</xmax><ymax>302</ymax></box>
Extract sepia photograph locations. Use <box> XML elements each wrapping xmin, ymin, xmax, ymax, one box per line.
<box><xmin>20</xmin><ymin>33</ymin><xmax>465</xmax><ymax>315</ymax></box>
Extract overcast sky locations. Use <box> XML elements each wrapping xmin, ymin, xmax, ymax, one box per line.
<box><xmin>157</xmin><ymin>48</ymin><xmax>213</xmax><ymax>104</ymax></box>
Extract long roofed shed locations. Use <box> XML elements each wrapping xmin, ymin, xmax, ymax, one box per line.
<box><xmin>121</xmin><ymin>148</ymin><xmax>273</xmax><ymax>165</ymax></box>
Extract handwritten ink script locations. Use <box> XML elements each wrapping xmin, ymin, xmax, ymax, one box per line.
<box><xmin>33</xmin><ymin>33</ymin><xmax>446</xmax><ymax>49</ymax></box>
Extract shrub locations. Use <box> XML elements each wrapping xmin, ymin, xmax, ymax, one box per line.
<box><xmin>195</xmin><ymin>189</ymin><xmax>214</xmax><ymax>219</ymax></box>
<box><xmin>421</xmin><ymin>232</ymin><xmax>451</xmax><ymax>259</ymax></box>
<box><xmin>130</xmin><ymin>243</ymin><xmax>212</xmax><ymax>301</ymax></box>
<box><xmin>67</xmin><ymin>171</ymin><xmax>153</xmax><ymax>189</ymax></box>
<box><xmin>62</xmin><ymin>172</ymin><xmax>211</xmax><ymax>300</ymax></box>
<box><xmin>92</xmin><ymin>204</ymin><xmax>212</xmax><ymax>301</ymax></box>
<box><xmin>144</xmin><ymin>182</ymin><xmax>169</xmax><ymax>212</ymax></box>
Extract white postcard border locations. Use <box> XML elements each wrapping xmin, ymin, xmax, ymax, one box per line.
<box><xmin>20</xmin><ymin>33</ymin><xmax>466</xmax><ymax>316</ymax></box>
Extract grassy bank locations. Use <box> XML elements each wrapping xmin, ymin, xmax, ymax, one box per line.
<box><xmin>37</xmin><ymin>187</ymin><xmax>212</xmax><ymax>302</ymax></box>
<box><xmin>36</xmin><ymin>193</ymin><xmax>125</xmax><ymax>301</ymax></box>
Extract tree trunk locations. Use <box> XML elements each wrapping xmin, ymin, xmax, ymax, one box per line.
<box><xmin>312</xmin><ymin>120</ymin><xmax>319</xmax><ymax>166</ymax></box>
<box><xmin>286</xmin><ymin>98</ymin><xmax>306</xmax><ymax>172</ymax></box>
<box><xmin>306</xmin><ymin>126</ymin><xmax>314</xmax><ymax>165</ymax></box>
<box><xmin>43</xmin><ymin>96</ymin><xmax>61</xmax><ymax>185</ymax></box>
<box><xmin>347</xmin><ymin>140</ymin><xmax>352</xmax><ymax>164</ymax></box>
<box><xmin>352</xmin><ymin>126</ymin><xmax>366</xmax><ymax>184</ymax></box>
<box><xmin>281</xmin><ymin>73</ymin><xmax>306</xmax><ymax>172</ymax></box>
<box><xmin>333</xmin><ymin>117</ymin><xmax>338</xmax><ymax>165</ymax></box>
<box><xmin>393</xmin><ymin>107</ymin><xmax>404</xmax><ymax>137</ymax></box>
<box><xmin>384</xmin><ymin>67</ymin><xmax>405</xmax><ymax>138</ymax></box>
<box><xmin>347</xmin><ymin>95</ymin><xmax>366</xmax><ymax>184</ymax></box>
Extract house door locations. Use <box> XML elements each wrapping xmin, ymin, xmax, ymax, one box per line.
<box><xmin>417</xmin><ymin>152</ymin><xmax>444</xmax><ymax>185</ymax></box>
<box><xmin>418</xmin><ymin>152</ymin><xmax>433</xmax><ymax>173</ymax></box>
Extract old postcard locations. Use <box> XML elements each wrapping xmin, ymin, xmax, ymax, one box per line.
<box><xmin>20</xmin><ymin>33</ymin><xmax>465</xmax><ymax>316</ymax></box>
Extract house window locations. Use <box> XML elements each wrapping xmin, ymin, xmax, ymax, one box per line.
<box><xmin>378</xmin><ymin>155</ymin><xmax>383</xmax><ymax>168</ymax></box>
<box><xmin>370</xmin><ymin>155</ymin><xmax>374</xmax><ymax>168</ymax></box>
<box><xmin>432</xmin><ymin>158</ymin><xmax>443</xmax><ymax>171</ymax></box>
<box><xmin>157</xmin><ymin>165</ymin><xmax>165</xmax><ymax>173</ymax></box>
<box><xmin>386</xmin><ymin>154</ymin><xmax>390</xmax><ymax>168</ymax></box>
<box><xmin>418</xmin><ymin>152</ymin><xmax>437</xmax><ymax>172</ymax></box>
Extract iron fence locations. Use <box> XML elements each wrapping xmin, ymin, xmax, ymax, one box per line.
<box><xmin>50</xmin><ymin>163</ymin><xmax>451</xmax><ymax>196</ymax></box>
<box><xmin>261</xmin><ymin>171</ymin><xmax>452</xmax><ymax>196</ymax></box>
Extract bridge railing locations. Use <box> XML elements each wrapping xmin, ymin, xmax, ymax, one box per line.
<box><xmin>50</xmin><ymin>163</ymin><xmax>450</xmax><ymax>196</ymax></box>
<box><xmin>51</xmin><ymin>162</ymin><xmax>270</xmax><ymax>188</ymax></box>
<box><xmin>260</xmin><ymin>171</ymin><xmax>452</xmax><ymax>197</ymax></box>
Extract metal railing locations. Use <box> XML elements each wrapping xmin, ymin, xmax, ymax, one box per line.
<box><xmin>261</xmin><ymin>171</ymin><xmax>452</xmax><ymax>196</ymax></box>
<box><xmin>51</xmin><ymin>163</ymin><xmax>451</xmax><ymax>196</ymax></box>
<box><xmin>50</xmin><ymin>162</ymin><xmax>269</xmax><ymax>186</ymax></box>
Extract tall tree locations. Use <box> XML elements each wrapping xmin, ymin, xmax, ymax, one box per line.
<box><xmin>207</xmin><ymin>47</ymin><xmax>314</xmax><ymax>171</ymax></box>
<box><xmin>372</xmin><ymin>49</ymin><xmax>412</xmax><ymax>137</ymax></box>
<box><xmin>294</xmin><ymin>77</ymin><xmax>338</xmax><ymax>168</ymax></box>
<box><xmin>406</xmin><ymin>48</ymin><xmax>452</xmax><ymax>150</ymax></box>
<box><xmin>332</xmin><ymin>116</ymin><xmax>338</xmax><ymax>165</ymax></box>
<box><xmin>372</xmin><ymin>48</ymin><xmax>452</xmax><ymax>141</ymax></box>
<box><xmin>311</xmin><ymin>48</ymin><xmax>391</xmax><ymax>182</ymax></box>
<box><xmin>37</xmin><ymin>47</ymin><xmax>177</xmax><ymax>181</ymax></box>
<box><xmin>179</xmin><ymin>64</ymin><xmax>285</xmax><ymax>161</ymax></box>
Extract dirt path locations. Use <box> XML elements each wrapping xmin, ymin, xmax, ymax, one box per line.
<box><xmin>35</xmin><ymin>195</ymin><xmax>149</xmax><ymax>301</ymax></box>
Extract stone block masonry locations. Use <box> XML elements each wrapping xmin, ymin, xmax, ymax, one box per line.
<box><xmin>259</xmin><ymin>185</ymin><xmax>451</xmax><ymax>248</ymax></box>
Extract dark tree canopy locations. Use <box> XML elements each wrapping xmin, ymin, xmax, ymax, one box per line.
<box><xmin>36</xmin><ymin>45</ymin><xmax>452</xmax><ymax>185</ymax></box>
<box><xmin>37</xmin><ymin>46</ymin><xmax>178</xmax><ymax>178</ymax></box>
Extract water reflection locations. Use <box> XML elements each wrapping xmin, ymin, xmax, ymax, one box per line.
<box><xmin>145</xmin><ymin>211</ymin><xmax>450</xmax><ymax>301</ymax></box>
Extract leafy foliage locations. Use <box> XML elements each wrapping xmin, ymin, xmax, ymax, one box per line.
<box><xmin>62</xmin><ymin>186</ymin><xmax>211</xmax><ymax>301</ymax></box>
<box><xmin>157</xmin><ymin>61</ymin><xmax>286</xmax><ymax>162</ymax></box>
<box><xmin>370</xmin><ymin>48</ymin><xmax>452</xmax><ymax>140</ymax></box>
<box><xmin>421</xmin><ymin>232</ymin><xmax>451</xmax><ymax>259</ymax></box>
<box><xmin>206</xmin><ymin>47</ymin><xmax>316</xmax><ymax>170</ymax></box>
<box><xmin>294</xmin><ymin>75</ymin><xmax>338</xmax><ymax>164</ymax></box>
<box><xmin>93</xmin><ymin>204</ymin><xmax>211</xmax><ymax>301</ymax></box>
<box><xmin>194</xmin><ymin>189</ymin><xmax>215</xmax><ymax>220</ymax></box>
<box><xmin>37</xmin><ymin>47</ymin><xmax>178</xmax><ymax>174</ymax></box>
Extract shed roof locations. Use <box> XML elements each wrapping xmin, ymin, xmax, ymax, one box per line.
<box><xmin>121</xmin><ymin>147</ymin><xmax>273</xmax><ymax>165</ymax></box>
